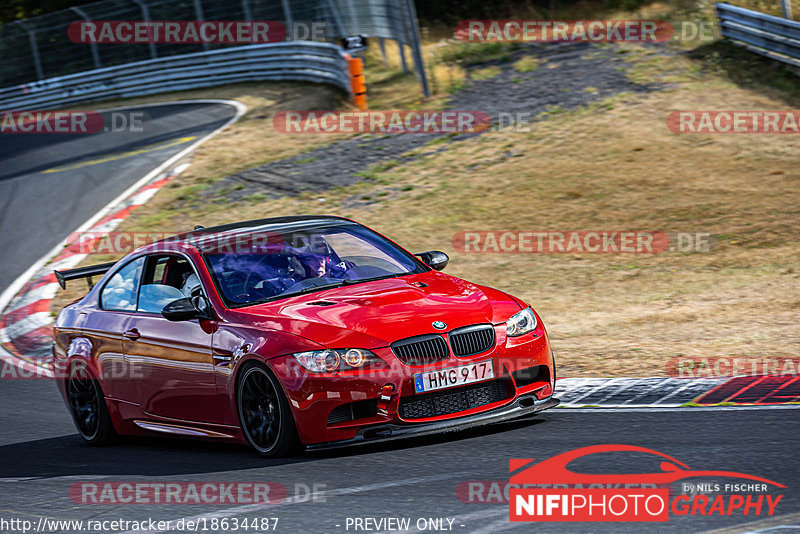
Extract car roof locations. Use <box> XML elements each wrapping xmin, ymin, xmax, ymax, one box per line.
<box><xmin>152</xmin><ymin>215</ymin><xmax>357</xmax><ymax>248</ymax></box>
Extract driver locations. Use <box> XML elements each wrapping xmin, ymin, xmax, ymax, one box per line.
<box><xmin>287</xmin><ymin>248</ymin><xmax>351</xmax><ymax>283</ymax></box>
<box><xmin>298</xmin><ymin>252</ymin><xmax>331</xmax><ymax>278</ymax></box>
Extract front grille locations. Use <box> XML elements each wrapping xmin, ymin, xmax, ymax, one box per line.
<box><xmin>327</xmin><ymin>399</ymin><xmax>379</xmax><ymax>425</ymax></box>
<box><xmin>391</xmin><ymin>334</ymin><xmax>449</xmax><ymax>365</ymax></box>
<box><xmin>449</xmin><ymin>324</ymin><xmax>495</xmax><ymax>357</ymax></box>
<box><xmin>399</xmin><ymin>379</ymin><xmax>511</xmax><ymax>420</ymax></box>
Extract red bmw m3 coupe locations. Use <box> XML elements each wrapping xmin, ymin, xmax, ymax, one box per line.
<box><xmin>53</xmin><ymin>216</ymin><xmax>558</xmax><ymax>456</ymax></box>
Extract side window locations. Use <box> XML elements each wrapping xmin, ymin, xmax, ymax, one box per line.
<box><xmin>100</xmin><ymin>257</ymin><xmax>145</xmax><ymax>311</ymax></box>
<box><xmin>137</xmin><ymin>255</ymin><xmax>204</xmax><ymax>314</ymax></box>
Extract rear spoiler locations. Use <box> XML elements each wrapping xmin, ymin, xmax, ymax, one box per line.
<box><xmin>54</xmin><ymin>261</ymin><xmax>117</xmax><ymax>290</ymax></box>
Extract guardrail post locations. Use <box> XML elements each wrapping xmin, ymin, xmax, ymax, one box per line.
<box><xmin>781</xmin><ymin>0</ymin><xmax>794</xmax><ymax>20</ymax></box>
<box><xmin>193</xmin><ymin>0</ymin><xmax>210</xmax><ymax>51</ymax></box>
<box><xmin>14</xmin><ymin>20</ymin><xmax>44</xmax><ymax>80</ymax></box>
<box><xmin>389</xmin><ymin>3</ymin><xmax>409</xmax><ymax>73</ymax></box>
<box><xmin>378</xmin><ymin>38</ymin><xmax>389</xmax><ymax>66</ymax></box>
<box><xmin>131</xmin><ymin>0</ymin><xmax>158</xmax><ymax>59</ymax></box>
<box><xmin>241</xmin><ymin>0</ymin><xmax>252</xmax><ymax>22</ymax></box>
<box><xmin>70</xmin><ymin>7</ymin><xmax>102</xmax><ymax>69</ymax></box>
<box><xmin>280</xmin><ymin>0</ymin><xmax>294</xmax><ymax>40</ymax></box>
<box><xmin>403</xmin><ymin>0</ymin><xmax>429</xmax><ymax>97</ymax></box>
<box><xmin>398</xmin><ymin>41</ymin><xmax>409</xmax><ymax>73</ymax></box>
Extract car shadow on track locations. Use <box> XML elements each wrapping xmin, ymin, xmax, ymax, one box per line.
<box><xmin>0</xmin><ymin>416</ymin><xmax>548</xmax><ymax>479</ymax></box>
<box><xmin>0</xmin><ymin>434</ymin><xmax>302</xmax><ymax>479</ymax></box>
<box><xmin>306</xmin><ymin>416</ymin><xmax>548</xmax><ymax>460</ymax></box>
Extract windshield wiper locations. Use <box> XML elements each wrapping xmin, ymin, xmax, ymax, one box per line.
<box><xmin>237</xmin><ymin>274</ymin><xmax>407</xmax><ymax>307</ymax></box>
<box><xmin>341</xmin><ymin>273</ymin><xmax>401</xmax><ymax>285</ymax></box>
<box><xmin>285</xmin><ymin>281</ymin><xmax>346</xmax><ymax>295</ymax></box>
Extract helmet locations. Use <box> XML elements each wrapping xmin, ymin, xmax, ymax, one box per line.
<box><xmin>181</xmin><ymin>272</ymin><xmax>202</xmax><ymax>298</ymax></box>
<box><xmin>297</xmin><ymin>252</ymin><xmax>329</xmax><ymax>276</ymax></box>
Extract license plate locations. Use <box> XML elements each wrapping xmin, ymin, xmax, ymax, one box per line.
<box><xmin>414</xmin><ymin>360</ymin><xmax>494</xmax><ymax>393</ymax></box>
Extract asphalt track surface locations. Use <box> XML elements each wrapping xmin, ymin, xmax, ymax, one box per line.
<box><xmin>1</xmin><ymin>380</ymin><xmax>798</xmax><ymax>534</ymax></box>
<box><xmin>0</xmin><ymin>102</ymin><xmax>798</xmax><ymax>533</ymax></box>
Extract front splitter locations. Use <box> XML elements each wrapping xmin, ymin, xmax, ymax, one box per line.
<box><xmin>305</xmin><ymin>394</ymin><xmax>559</xmax><ymax>451</ymax></box>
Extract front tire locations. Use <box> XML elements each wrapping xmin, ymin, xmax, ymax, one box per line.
<box><xmin>66</xmin><ymin>364</ymin><xmax>115</xmax><ymax>445</ymax></box>
<box><xmin>237</xmin><ymin>363</ymin><xmax>300</xmax><ymax>457</ymax></box>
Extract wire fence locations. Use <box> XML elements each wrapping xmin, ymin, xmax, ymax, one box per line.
<box><xmin>0</xmin><ymin>0</ymin><xmax>428</xmax><ymax>95</ymax></box>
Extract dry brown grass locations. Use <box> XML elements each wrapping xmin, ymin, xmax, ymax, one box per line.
<box><xmin>51</xmin><ymin>41</ymin><xmax>800</xmax><ymax>377</ymax></box>
<box><xmin>84</xmin><ymin>82</ymin><xmax>354</xmax><ymax>175</ymax></box>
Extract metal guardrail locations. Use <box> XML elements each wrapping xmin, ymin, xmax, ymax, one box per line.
<box><xmin>0</xmin><ymin>41</ymin><xmax>352</xmax><ymax>110</ymax></box>
<box><xmin>717</xmin><ymin>2</ymin><xmax>800</xmax><ymax>70</ymax></box>
<box><xmin>1</xmin><ymin>0</ymin><xmax>429</xmax><ymax>99</ymax></box>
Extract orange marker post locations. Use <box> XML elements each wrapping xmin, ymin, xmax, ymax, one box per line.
<box><xmin>346</xmin><ymin>54</ymin><xmax>367</xmax><ymax>110</ymax></box>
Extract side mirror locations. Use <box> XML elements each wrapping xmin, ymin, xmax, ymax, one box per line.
<box><xmin>161</xmin><ymin>296</ymin><xmax>213</xmax><ymax>322</ymax></box>
<box><xmin>415</xmin><ymin>251</ymin><xmax>449</xmax><ymax>271</ymax></box>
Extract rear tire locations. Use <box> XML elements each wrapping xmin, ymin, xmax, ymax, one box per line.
<box><xmin>237</xmin><ymin>362</ymin><xmax>300</xmax><ymax>457</ymax></box>
<box><xmin>66</xmin><ymin>364</ymin><xmax>116</xmax><ymax>446</ymax></box>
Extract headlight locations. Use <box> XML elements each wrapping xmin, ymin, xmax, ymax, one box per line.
<box><xmin>506</xmin><ymin>307</ymin><xmax>538</xmax><ymax>337</ymax></box>
<box><xmin>292</xmin><ymin>349</ymin><xmax>383</xmax><ymax>373</ymax></box>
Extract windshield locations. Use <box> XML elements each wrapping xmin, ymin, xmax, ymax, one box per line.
<box><xmin>199</xmin><ymin>222</ymin><xmax>425</xmax><ymax>307</ymax></box>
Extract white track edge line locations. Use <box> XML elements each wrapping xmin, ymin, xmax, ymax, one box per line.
<box><xmin>121</xmin><ymin>472</ymin><xmax>470</xmax><ymax>534</ymax></box>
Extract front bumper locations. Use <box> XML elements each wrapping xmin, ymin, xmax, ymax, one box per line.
<box><xmin>272</xmin><ymin>322</ymin><xmax>556</xmax><ymax>445</ymax></box>
<box><xmin>305</xmin><ymin>392</ymin><xmax>559</xmax><ymax>451</ymax></box>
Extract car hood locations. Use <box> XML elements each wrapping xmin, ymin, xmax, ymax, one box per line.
<box><xmin>226</xmin><ymin>271</ymin><xmax>522</xmax><ymax>348</ymax></box>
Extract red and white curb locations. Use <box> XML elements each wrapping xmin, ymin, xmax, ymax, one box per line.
<box><xmin>557</xmin><ymin>376</ymin><xmax>800</xmax><ymax>408</ymax></box>
<box><xmin>0</xmin><ymin>167</ymin><xmax>186</xmax><ymax>371</ymax></box>
<box><xmin>0</xmin><ymin>99</ymin><xmax>247</xmax><ymax>377</ymax></box>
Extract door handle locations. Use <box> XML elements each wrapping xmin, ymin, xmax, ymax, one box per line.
<box><xmin>123</xmin><ymin>328</ymin><xmax>141</xmax><ymax>341</ymax></box>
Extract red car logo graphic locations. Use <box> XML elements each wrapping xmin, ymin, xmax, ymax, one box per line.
<box><xmin>510</xmin><ymin>444</ymin><xmax>785</xmax><ymax>487</ymax></box>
